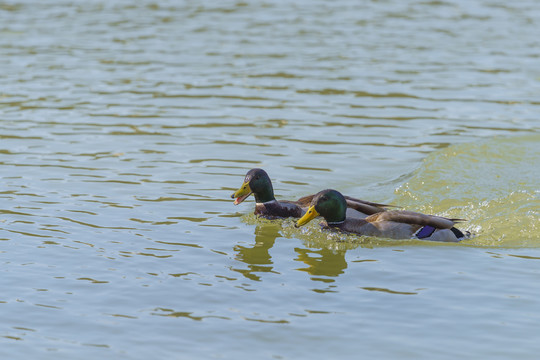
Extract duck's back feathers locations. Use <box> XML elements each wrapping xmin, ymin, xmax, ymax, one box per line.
<box><xmin>365</xmin><ymin>210</ymin><xmax>461</xmax><ymax>229</ymax></box>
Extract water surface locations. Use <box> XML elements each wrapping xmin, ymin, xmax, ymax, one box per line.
<box><xmin>1</xmin><ymin>1</ymin><xmax>539</xmax><ymax>359</ymax></box>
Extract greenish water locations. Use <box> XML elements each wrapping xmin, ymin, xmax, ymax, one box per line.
<box><xmin>1</xmin><ymin>1</ymin><xmax>539</xmax><ymax>359</ymax></box>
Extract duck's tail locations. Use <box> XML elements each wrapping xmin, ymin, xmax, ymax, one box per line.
<box><xmin>450</xmin><ymin>227</ymin><xmax>471</xmax><ymax>240</ymax></box>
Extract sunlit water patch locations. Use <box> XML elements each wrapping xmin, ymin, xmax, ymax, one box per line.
<box><xmin>395</xmin><ymin>134</ymin><xmax>540</xmax><ymax>247</ymax></box>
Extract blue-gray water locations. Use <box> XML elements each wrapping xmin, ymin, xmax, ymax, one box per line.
<box><xmin>1</xmin><ymin>1</ymin><xmax>539</xmax><ymax>359</ymax></box>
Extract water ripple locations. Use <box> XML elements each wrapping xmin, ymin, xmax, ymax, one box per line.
<box><xmin>1</xmin><ymin>1</ymin><xmax>540</xmax><ymax>359</ymax></box>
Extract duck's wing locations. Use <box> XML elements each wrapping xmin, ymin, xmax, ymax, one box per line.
<box><xmin>365</xmin><ymin>210</ymin><xmax>465</xmax><ymax>229</ymax></box>
<box><xmin>344</xmin><ymin>196</ymin><xmax>396</xmax><ymax>215</ymax></box>
<box><xmin>293</xmin><ymin>194</ymin><xmax>315</xmax><ymax>208</ymax></box>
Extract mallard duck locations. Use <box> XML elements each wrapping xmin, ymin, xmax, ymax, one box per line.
<box><xmin>231</xmin><ymin>168</ymin><xmax>393</xmax><ymax>219</ymax></box>
<box><xmin>295</xmin><ymin>189</ymin><xmax>467</xmax><ymax>242</ymax></box>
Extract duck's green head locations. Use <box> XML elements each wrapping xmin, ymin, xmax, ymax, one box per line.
<box><xmin>231</xmin><ymin>168</ymin><xmax>275</xmax><ymax>205</ymax></box>
<box><xmin>295</xmin><ymin>189</ymin><xmax>346</xmax><ymax>227</ymax></box>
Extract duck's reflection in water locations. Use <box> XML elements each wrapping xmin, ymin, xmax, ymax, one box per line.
<box><xmin>232</xmin><ymin>223</ymin><xmax>280</xmax><ymax>281</ymax></box>
<box><xmin>294</xmin><ymin>247</ymin><xmax>348</xmax><ymax>278</ymax></box>
<box><xmin>232</xmin><ymin>221</ymin><xmax>357</xmax><ymax>285</ymax></box>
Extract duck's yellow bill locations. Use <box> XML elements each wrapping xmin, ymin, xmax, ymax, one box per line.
<box><xmin>295</xmin><ymin>206</ymin><xmax>319</xmax><ymax>227</ymax></box>
<box><xmin>231</xmin><ymin>182</ymin><xmax>252</xmax><ymax>205</ymax></box>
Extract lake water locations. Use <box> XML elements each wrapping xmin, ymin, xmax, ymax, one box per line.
<box><xmin>1</xmin><ymin>0</ymin><xmax>539</xmax><ymax>359</ymax></box>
